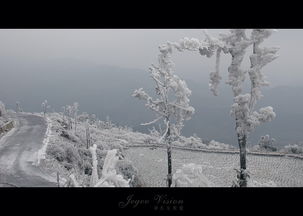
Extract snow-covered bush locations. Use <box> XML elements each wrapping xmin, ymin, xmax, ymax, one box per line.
<box><xmin>173</xmin><ymin>135</ymin><xmax>206</xmax><ymax>148</ymax></box>
<box><xmin>116</xmin><ymin>159</ymin><xmax>144</xmax><ymax>187</ymax></box>
<box><xmin>46</xmin><ymin>112</ymin><xmax>143</xmax><ymax>187</ymax></box>
<box><xmin>60</xmin><ymin>130</ymin><xmax>81</xmax><ymax>143</ymax></box>
<box><xmin>184</xmin><ymin>136</ymin><xmax>204</xmax><ymax>148</ymax></box>
<box><xmin>47</xmin><ymin>144</ymin><xmax>66</xmax><ymax>162</ymax></box>
<box><xmin>280</xmin><ymin>144</ymin><xmax>303</xmax><ymax>154</ymax></box>
<box><xmin>172</xmin><ymin>163</ymin><xmax>214</xmax><ymax>187</ymax></box>
<box><xmin>208</xmin><ymin>140</ymin><xmax>233</xmax><ymax>150</ymax></box>
<box><xmin>77</xmin><ymin>112</ymin><xmax>90</xmax><ymax>123</ymax></box>
<box><xmin>252</xmin><ymin>135</ymin><xmax>277</xmax><ymax>152</ymax></box>
<box><xmin>61</xmin><ymin>146</ymin><xmax>136</xmax><ymax>187</ymax></box>
<box><xmin>171</xmin><ymin>135</ymin><xmax>234</xmax><ymax>150</ymax></box>
<box><xmin>47</xmin><ymin>142</ymin><xmax>81</xmax><ymax>171</ymax></box>
<box><xmin>94</xmin><ymin>140</ymin><xmax>124</xmax><ymax>152</ymax></box>
<box><xmin>89</xmin><ymin>146</ymin><xmax>130</xmax><ymax>187</ymax></box>
<box><xmin>65</xmin><ymin>144</ymin><xmax>82</xmax><ymax>165</ymax></box>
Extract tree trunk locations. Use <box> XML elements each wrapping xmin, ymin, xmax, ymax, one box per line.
<box><xmin>166</xmin><ymin>125</ymin><xmax>172</xmax><ymax>187</ymax></box>
<box><xmin>237</xmin><ymin>133</ymin><xmax>247</xmax><ymax>187</ymax></box>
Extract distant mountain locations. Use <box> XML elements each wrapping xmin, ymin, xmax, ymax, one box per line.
<box><xmin>1</xmin><ymin>57</ymin><xmax>302</xmax><ymax>147</ymax></box>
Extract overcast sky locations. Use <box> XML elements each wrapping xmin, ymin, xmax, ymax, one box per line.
<box><xmin>0</xmin><ymin>29</ymin><xmax>302</xmax><ymax>86</ymax></box>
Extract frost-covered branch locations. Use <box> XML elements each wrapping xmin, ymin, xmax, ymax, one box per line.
<box><xmin>203</xmin><ymin>29</ymin><xmax>279</xmax><ymax>187</ymax></box>
<box><xmin>248</xmin><ymin>29</ymin><xmax>279</xmax><ymax>112</ymax></box>
<box><xmin>132</xmin><ymin>39</ymin><xmax>197</xmax><ymax>187</ymax></box>
<box><xmin>132</xmin><ymin>40</ymin><xmax>195</xmax><ymax>140</ymax></box>
<box><xmin>140</xmin><ymin>116</ymin><xmax>163</xmax><ymax>126</ymax></box>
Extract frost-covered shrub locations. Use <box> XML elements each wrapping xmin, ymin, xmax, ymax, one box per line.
<box><xmin>96</xmin><ymin>116</ymin><xmax>115</xmax><ymax>129</ymax></box>
<box><xmin>46</xmin><ymin>144</ymin><xmax>66</xmax><ymax>162</ymax></box>
<box><xmin>116</xmin><ymin>159</ymin><xmax>143</xmax><ymax>187</ymax></box>
<box><xmin>172</xmin><ymin>135</ymin><xmax>206</xmax><ymax>148</ymax></box>
<box><xmin>60</xmin><ymin>130</ymin><xmax>81</xmax><ymax>143</ymax></box>
<box><xmin>208</xmin><ymin>140</ymin><xmax>233</xmax><ymax>150</ymax></box>
<box><xmin>62</xmin><ymin>161</ymin><xmax>73</xmax><ymax>170</ymax></box>
<box><xmin>185</xmin><ymin>136</ymin><xmax>205</xmax><ymax>148</ymax></box>
<box><xmin>47</xmin><ymin>142</ymin><xmax>88</xmax><ymax>172</ymax></box>
<box><xmin>76</xmin><ymin>147</ymin><xmax>105</xmax><ymax>176</ymax></box>
<box><xmin>82</xmin><ymin>160</ymin><xmax>92</xmax><ymax>175</ymax></box>
<box><xmin>280</xmin><ymin>144</ymin><xmax>303</xmax><ymax>154</ymax></box>
<box><xmin>77</xmin><ymin>112</ymin><xmax>90</xmax><ymax>123</ymax></box>
<box><xmin>77</xmin><ymin>147</ymin><xmax>92</xmax><ymax>160</ymax></box>
<box><xmin>65</xmin><ymin>144</ymin><xmax>81</xmax><ymax>166</ymax></box>
<box><xmin>172</xmin><ymin>163</ymin><xmax>214</xmax><ymax>187</ymax></box>
<box><xmin>88</xmin><ymin>146</ymin><xmax>130</xmax><ymax>187</ymax></box>
<box><xmin>108</xmin><ymin>142</ymin><xmax>124</xmax><ymax>152</ymax></box>
<box><xmin>95</xmin><ymin>140</ymin><xmax>124</xmax><ymax>153</ymax></box>
<box><xmin>252</xmin><ymin>135</ymin><xmax>277</xmax><ymax>152</ymax></box>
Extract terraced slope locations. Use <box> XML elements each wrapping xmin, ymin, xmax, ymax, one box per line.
<box><xmin>125</xmin><ymin>147</ymin><xmax>303</xmax><ymax>187</ymax></box>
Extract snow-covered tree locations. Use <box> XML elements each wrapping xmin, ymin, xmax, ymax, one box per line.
<box><xmin>62</xmin><ymin>102</ymin><xmax>79</xmax><ymax>131</ymax></box>
<box><xmin>85</xmin><ymin>119</ymin><xmax>91</xmax><ymax>149</ymax></box>
<box><xmin>199</xmin><ymin>29</ymin><xmax>279</xmax><ymax>187</ymax></box>
<box><xmin>62</xmin><ymin>106</ymin><xmax>66</xmax><ymax>123</ymax></box>
<box><xmin>0</xmin><ymin>101</ymin><xmax>6</xmax><ymax>117</ymax></box>
<box><xmin>16</xmin><ymin>101</ymin><xmax>22</xmax><ymax>113</ymax></box>
<box><xmin>73</xmin><ymin>102</ymin><xmax>79</xmax><ymax>134</ymax></box>
<box><xmin>63</xmin><ymin>105</ymin><xmax>73</xmax><ymax>130</ymax></box>
<box><xmin>132</xmin><ymin>41</ymin><xmax>195</xmax><ymax>187</ymax></box>
<box><xmin>41</xmin><ymin>99</ymin><xmax>50</xmax><ymax>117</ymax></box>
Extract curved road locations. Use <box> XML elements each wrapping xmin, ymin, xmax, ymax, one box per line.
<box><xmin>125</xmin><ymin>146</ymin><xmax>303</xmax><ymax>187</ymax></box>
<box><xmin>0</xmin><ymin>113</ymin><xmax>56</xmax><ymax>187</ymax></box>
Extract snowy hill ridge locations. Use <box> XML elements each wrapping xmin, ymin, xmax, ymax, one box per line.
<box><xmin>30</xmin><ymin>107</ymin><xmax>303</xmax><ymax>187</ymax></box>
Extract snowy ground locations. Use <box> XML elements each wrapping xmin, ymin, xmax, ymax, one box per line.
<box><xmin>125</xmin><ymin>146</ymin><xmax>303</xmax><ymax>187</ymax></box>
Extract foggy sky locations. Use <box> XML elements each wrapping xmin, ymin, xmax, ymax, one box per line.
<box><xmin>1</xmin><ymin>29</ymin><xmax>303</xmax><ymax>145</ymax></box>
<box><xmin>0</xmin><ymin>29</ymin><xmax>302</xmax><ymax>86</ymax></box>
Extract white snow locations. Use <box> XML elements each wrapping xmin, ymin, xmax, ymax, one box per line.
<box><xmin>33</xmin><ymin>116</ymin><xmax>52</xmax><ymax>166</ymax></box>
<box><xmin>172</xmin><ymin>163</ymin><xmax>214</xmax><ymax>187</ymax></box>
